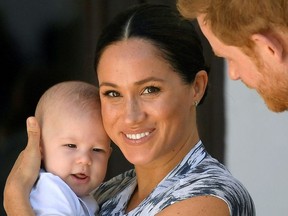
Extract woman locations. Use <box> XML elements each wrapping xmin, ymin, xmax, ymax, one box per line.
<box><xmin>4</xmin><ymin>4</ymin><xmax>255</xmax><ymax>216</ymax></box>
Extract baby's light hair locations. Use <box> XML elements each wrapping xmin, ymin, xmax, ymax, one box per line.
<box><xmin>35</xmin><ymin>81</ymin><xmax>100</xmax><ymax>127</ymax></box>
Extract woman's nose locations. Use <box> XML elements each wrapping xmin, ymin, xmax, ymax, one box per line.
<box><xmin>123</xmin><ymin>98</ymin><xmax>145</xmax><ymax>124</ymax></box>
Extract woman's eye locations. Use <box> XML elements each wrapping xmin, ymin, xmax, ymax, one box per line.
<box><xmin>103</xmin><ymin>90</ymin><xmax>120</xmax><ymax>97</ymax></box>
<box><xmin>143</xmin><ymin>86</ymin><xmax>160</xmax><ymax>94</ymax></box>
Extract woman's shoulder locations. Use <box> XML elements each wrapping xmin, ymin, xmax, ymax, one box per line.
<box><xmin>168</xmin><ymin>153</ymin><xmax>255</xmax><ymax>215</ymax></box>
<box><xmin>156</xmin><ymin>142</ymin><xmax>255</xmax><ymax>215</ymax></box>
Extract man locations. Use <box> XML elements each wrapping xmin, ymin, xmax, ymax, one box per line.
<box><xmin>177</xmin><ymin>0</ymin><xmax>288</xmax><ymax>112</ymax></box>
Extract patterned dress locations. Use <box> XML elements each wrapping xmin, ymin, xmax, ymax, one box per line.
<box><xmin>94</xmin><ymin>141</ymin><xmax>255</xmax><ymax>216</ymax></box>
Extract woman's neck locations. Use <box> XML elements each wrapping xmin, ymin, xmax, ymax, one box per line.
<box><xmin>126</xmin><ymin>134</ymin><xmax>200</xmax><ymax>213</ymax></box>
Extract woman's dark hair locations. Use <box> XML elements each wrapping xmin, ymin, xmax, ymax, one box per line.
<box><xmin>94</xmin><ymin>3</ymin><xmax>208</xmax><ymax>104</ymax></box>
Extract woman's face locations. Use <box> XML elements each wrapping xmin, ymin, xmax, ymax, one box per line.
<box><xmin>97</xmin><ymin>38</ymin><xmax>199</xmax><ymax>167</ymax></box>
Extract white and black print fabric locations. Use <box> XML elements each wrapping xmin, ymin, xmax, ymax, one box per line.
<box><xmin>94</xmin><ymin>141</ymin><xmax>255</xmax><ymax>216</ymax></box>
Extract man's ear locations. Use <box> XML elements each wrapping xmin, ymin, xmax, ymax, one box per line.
<box><xmin>251</xmin><ymin>33</ymin><xmax>284</xmax><ymax>63</ymax></box>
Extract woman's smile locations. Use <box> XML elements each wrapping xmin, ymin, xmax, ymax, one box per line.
<box><xmin>125</xmin><ymin>131</ymin><xmax>151</xmax><ymax>140</ymax></box>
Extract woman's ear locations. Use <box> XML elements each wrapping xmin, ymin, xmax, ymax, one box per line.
<box><xmin>192</xmin><ymin>70</ymin><xmax>208</xmax><ymax>103</ymax></box>
<box><xmin>251</xmin><ymin>32</ymin><xmax>284</xmax><ymax>63</ymax></box>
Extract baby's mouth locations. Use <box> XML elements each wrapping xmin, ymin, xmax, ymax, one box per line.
<box><xmin>73</xmin><ymin>173</ymin><xmax>88</xmax><ymax>179</ymax></box>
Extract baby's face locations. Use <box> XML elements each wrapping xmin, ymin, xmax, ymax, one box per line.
<box><xmin>41</xmin><ymin>105</ymin><xmax>111</xmax><ymax>197</ymax></box>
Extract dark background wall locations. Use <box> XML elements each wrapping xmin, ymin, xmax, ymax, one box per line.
<box><xmin>0</xmin><ymin>1</ymin><xmax>224</xmax><ymax>215</ymax></box>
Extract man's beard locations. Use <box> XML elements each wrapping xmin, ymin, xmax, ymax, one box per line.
<box><xmin>256</xmin><ymin>67</ymin><xmax>288</xmax><ymax>112</ymax></box>
<box><xmin>258</xmin><ymin>88</ymin><xmax>288</xmax><ymax>112</ymax></box>
<box><xmin>249</xmin><ymin>53</ymin><xmax>288</xmax><ymax>112</ymax></box>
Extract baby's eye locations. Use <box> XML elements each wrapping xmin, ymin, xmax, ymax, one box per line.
<box><xmin>93</xmin><ymin>148</ymin><xmax>104</xmax><ymax>153</ymax></box>
<box><xmin>142</xmin><ymin>86</ymin><xmax>160</xmax><ymax>94</ymax></box>
<box><xmin>103</xmin><ymin>90</ymin><xmax>121</xmax><ymax>97</ymax></box>
<box><xmin>65</xmin><ymin>144</ymin><xmax>77</xmax><ymax>148</ymax></box>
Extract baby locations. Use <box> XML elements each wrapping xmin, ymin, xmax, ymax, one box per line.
<box><xmin>30</xmin><ymin>81</ymin><xmax>111</xmax><ymax>215</ymax></box>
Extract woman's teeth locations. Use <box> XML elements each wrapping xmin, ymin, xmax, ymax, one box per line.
<box><xmin>126</xmin><ymin>132</ymin><xmax>149</xmax><ymax>140</ymax></box>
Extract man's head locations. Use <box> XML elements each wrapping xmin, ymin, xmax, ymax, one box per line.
<box><xmin>177</xmin><ymin>0</ymin><xmax>288</xmax><ymax>112</ymax></box>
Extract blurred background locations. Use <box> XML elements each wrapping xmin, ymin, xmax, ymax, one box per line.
<box><xmin>0</xmin><ymin>0</ymin><xmax>287</xmax><ymax>215</ymax></box>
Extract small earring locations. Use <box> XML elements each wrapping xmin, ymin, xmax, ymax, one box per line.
<box><xmin>194</xmin><ymin>100</ymin><xmax>198</xmax><ymax>107</ymax></box>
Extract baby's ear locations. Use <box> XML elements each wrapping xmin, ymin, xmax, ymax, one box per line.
<box><xmin>251</xmin><ymin>32</ymin><xmax>284</xmax><ymax>63</ymax></box>
<box><xmin>39</xmin><ymin>141</ymin><xmax>46</xmax><ymax>169</ymax></box>
<box><xmin>39</xmin><ymin>139</ymin><xmax>44</xmax><ymax>159</ymax></box>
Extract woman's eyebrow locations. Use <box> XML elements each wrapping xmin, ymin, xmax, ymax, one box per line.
<box><xmin>134</xmin><ymin>77</ymin><xmax>164</xmax><ymax>86</ymax></box>
<box><xmin>99</xmin><ymin>82</ymin><xmax>117</xmax><ymax>88</ymax></box>
<box><xmin>99</xmin><ymin>77</ymin><xmax>164</xmax><ymax>88</ymax></box>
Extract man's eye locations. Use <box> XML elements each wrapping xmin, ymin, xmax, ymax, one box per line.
<box><xmin>65</xmin><ymin>144</ymin><xmax>76</xmax><ymax>148</ymax></box>
<box><xmin>143</xmin><ymin>86</ymin><xmax>160</xmax><ymax>94</ymax></box>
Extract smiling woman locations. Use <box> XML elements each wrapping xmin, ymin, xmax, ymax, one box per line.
<box><xmin>97</xmin><ymin>38</ymin><xmax>200</xmax><ymax>166</ymax></box>
<box><xmin>93</xmin><ymin>4</ymin><xmax>255</xmax><ymax>216</ymax></box>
